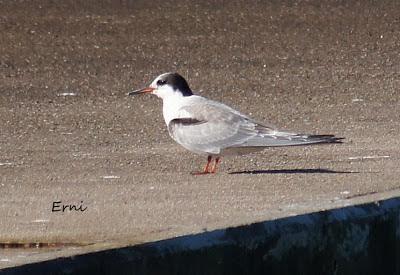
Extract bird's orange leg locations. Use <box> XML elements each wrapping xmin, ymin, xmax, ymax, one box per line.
<box><xmin>203</xmin><ymin>155</ymin><xmax>212</xmax><ymax>173</ymax></box>
<box><xmin>211</xmin><ymin>157</ymin><xmax>221</xmax><ymax>174</ymax></box>
<box><xmin>191</xmin><ymin>156</ymin><xmax>212</xmax><ymax>175</ymax></box>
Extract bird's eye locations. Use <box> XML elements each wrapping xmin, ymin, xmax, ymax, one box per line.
<box><xmin>157</xmin><ymin>79</ymin><xmax>167</xmax><ymax>86</ymax></box>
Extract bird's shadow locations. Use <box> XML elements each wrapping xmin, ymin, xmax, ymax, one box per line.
<box><xmin>229</xmin><ymin>168</ymin><xmax>359</xmax><ymax>175</ymax></box>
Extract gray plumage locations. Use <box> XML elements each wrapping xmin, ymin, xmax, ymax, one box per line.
<box><xmin>168</xmin><ymin>96</ymin><xmax>342</xmax><ymax>155</ymax></box>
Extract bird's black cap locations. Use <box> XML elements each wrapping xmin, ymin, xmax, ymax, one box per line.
<box><xmin>158</xmin><ymin>73</ymin><xmax>193</xmax><ymax>96</ymax></box>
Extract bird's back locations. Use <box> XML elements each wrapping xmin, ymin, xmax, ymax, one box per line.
<box><xmin>167</xmin><ymin>95</ymin><xmax>342</xmax><ymax>156</ymax></box>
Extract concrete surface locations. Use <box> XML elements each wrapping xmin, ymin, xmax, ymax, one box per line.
<box><xmin>3</xmin><ymin>196</ymin><xmax>400</xmax><ymax>275</ymax></box>
<box><xmin>1</xmin><ymin>0</ymin><xmax>400</xmax><ymax>269</ymax></box>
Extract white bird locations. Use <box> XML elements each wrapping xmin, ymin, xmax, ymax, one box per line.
<box><xmin>129</xmin><ymin>72</ymin><xmax>342</xmax><ymax>175</ymax></box>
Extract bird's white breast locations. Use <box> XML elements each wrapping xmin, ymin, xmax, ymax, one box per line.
<box><xmin>162</xmin><ymin>94</ymin><xmax>199</xmax><ymax>126</ymax></box>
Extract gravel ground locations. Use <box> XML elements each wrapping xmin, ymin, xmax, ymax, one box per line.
<box><xmin>1</xmin><ymin>0</ymin><xmax>400</xmax><ymax>268</ymax></box>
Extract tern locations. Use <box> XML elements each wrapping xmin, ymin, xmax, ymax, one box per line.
<box><xmin>129</xmin><ymin>72</ymin><xmax>342</xmax><ymax>174</ymax></box>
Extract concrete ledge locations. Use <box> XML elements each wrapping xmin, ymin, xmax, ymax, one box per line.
<box><xmin>4</xmin><ymin>197</ymin><xmax>400</xmax><ymax>275</ymax></box>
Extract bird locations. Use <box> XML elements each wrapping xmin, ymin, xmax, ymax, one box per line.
<box><xmin>129</xmin><ymin>72</ymin><xmax>342</xmax><ymax>175</ymax></box>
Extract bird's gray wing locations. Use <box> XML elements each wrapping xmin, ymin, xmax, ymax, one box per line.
<box><xmin>168</xmin><ymin>99</ymin><xmax>342</xmax><ymax>155</ymax></box>
<box><xmin>239</xmin><ymin>127</ymin><xmax>343</xmax><ymax>147</ymax></box>
<box><xmin>167</xmin><ymin>101</ymin><xmax>267</xmax><ymax>154</ymax></box>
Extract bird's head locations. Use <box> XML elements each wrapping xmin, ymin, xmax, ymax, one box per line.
<box><xmin>129</xmin><ymin>72</ymin><xmax>193</xmax><ymax>99</ymax></box>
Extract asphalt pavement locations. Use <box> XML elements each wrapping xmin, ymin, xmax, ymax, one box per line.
<box><xmin>1</xmin><ymin>0</ymin><xmax>399</xmax><ymax>268</ymax></box>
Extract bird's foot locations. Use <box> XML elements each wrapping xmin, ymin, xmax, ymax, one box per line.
<box><xmin>191</xmin><ymin>156</ymin><xmax>220</xmax><ymax>175</ymax></box>
<box><xmin>190</xmin><ymin>171</ymin><xmax>211</xmax><ymax>176</ymax></box>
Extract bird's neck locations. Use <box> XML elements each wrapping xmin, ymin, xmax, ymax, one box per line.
<box><xmin>162</xmin><ymin>92</ymin><xmax>191</xmax><ymax>126</ymax></box>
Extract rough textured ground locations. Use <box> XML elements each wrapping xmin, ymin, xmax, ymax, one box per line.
<box><xmin>1</xmin><ymin>0</ymin><xmax>400</xmax><ymax>268</ymax></box>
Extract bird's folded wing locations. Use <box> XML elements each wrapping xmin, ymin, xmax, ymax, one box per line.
<box><xmin>167</xmin><ymin>101</ymin><xmax>276</xmax><ymax>154</ymax></box>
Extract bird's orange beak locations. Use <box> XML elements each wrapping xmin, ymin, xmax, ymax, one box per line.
<box><xmin>128</xmin><ymin>87</ymin><xmax>154</xmax><ymax>96</ymax></box>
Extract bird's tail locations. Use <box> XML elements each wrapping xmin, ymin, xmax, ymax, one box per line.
<box><xmin>288</xmin><ymin>134</ymin><xmax>343</xmax><ymax>145</ymax></box>
<box><xmin>240</xmin><ymin>129</ymin><xmax>344</xmax><ymax>147</ymax></box>
<box><xmin>266</xmin><ymin>132</ymin><xmax>344</xmax><ymax>147</ymax></box>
